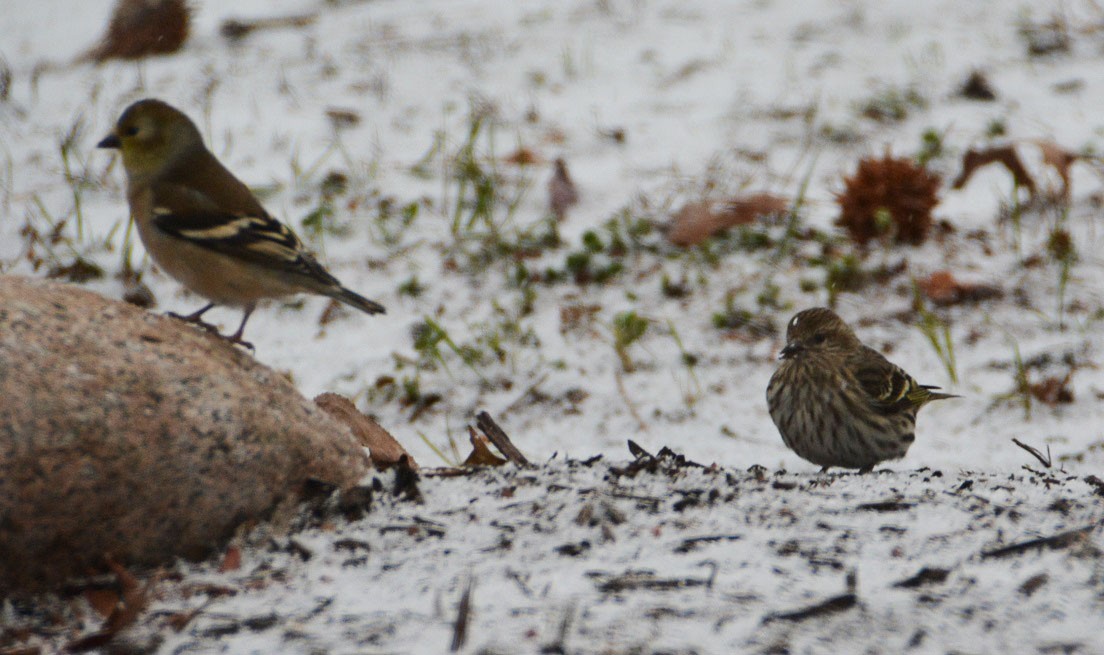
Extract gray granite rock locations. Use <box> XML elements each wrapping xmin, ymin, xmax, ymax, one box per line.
<box><xmin>0</xmin><ymin>276</ymin><xmax>370</xmax><ymax>594</ymax></box>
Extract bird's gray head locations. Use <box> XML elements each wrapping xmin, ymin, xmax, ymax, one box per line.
<box><xmin>779</xmin><ymin>307</ymin><xmax>861</xmax><ymax>360</ymax></box>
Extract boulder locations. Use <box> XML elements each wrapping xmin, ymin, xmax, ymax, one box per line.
<box><xmin>0</xmin><ymin>276</ymin><xmax>370</xmax><ymax>594</ymax></box>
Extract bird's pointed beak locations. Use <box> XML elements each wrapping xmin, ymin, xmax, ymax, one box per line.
<box><xmin>779</xmin><ymin>342</ymin><xmax>802</xmax><ymax>360</ymax></box>
<box><xmin>97</xmin><ymin>133</ymin><xmax>121</xmax><ymax>149</ymax></box>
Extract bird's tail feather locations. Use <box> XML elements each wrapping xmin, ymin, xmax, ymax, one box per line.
<box><xmin>330</xmin><ymin>286</ymin><xmax>386</xmax><ymax>315</ymax></box>
<box><xmin>918</xmin><ymin>384</ymin><xmax>959</xmax><ymax>403</ymax></box>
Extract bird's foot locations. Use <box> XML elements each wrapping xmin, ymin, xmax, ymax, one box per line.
<box><xmin>222</xmin><ymin>333</ymin><xmax>255</xmax><ymax>351</ymax></box>
<box><xmin>167</xmin><ymin>312</ymin><xmax>221</xmax><ymax>335</ymax></box>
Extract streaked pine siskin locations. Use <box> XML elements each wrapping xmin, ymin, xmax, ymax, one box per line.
<box><xmin>766</xmin><ymin>307</ymin><xmax>957</xmax><ymax>472</ymax></box>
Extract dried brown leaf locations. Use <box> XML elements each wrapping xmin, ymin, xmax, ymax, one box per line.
<box><xmin>85</xmin><ymin>0</ymin><xmax>190</xmax><ymax>62</ymax></box>
<box><xmin>917</xmin><ymin>270</ymin><xmax>1003</xmax><ymax>306</ymax></box>
<box><xmin>315</xmin><ymin>393</ymin><xmax>417</xmax><ymax>469</ymax></box>
<box><xmin>667</xmin><ymin>193</ymin><xmax>787</xmax><ymax>246</ymax></box>
<box><xmin>951</xmin><ymin>145</ymin><xmax>1037</xmax><ymax>196</ymax></box>
<box><xmin>504</xmin><ymin>148</ymin><xmax>542</xmax><ymax>166</ymax></box>
<box><xmin>463</xmin><ymin>428</ymin><xmax>508</xmax><ymax>467</ymax></box>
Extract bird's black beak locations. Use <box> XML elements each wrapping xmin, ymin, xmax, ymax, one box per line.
<box><xmin>97</xmin><ymin>133</ymin><xmax>121</xmax><ymax>149</ymax></box>
<box><xmin>779</xmin><ymin>342</ymin><xmax>802</xmax><ymax>360</ymax></box>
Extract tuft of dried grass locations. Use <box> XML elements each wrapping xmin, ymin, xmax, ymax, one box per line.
<box><xmin>835</xmin><ymin>152</ymin><xmax>941</xmax><ymax>247</ymax></box>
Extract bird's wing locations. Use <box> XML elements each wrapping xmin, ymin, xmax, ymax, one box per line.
<box><xmin>849</xmin><ymin>346</ymin><xmax>932</xmax><ymax>413</ymax></box>
<box><xmin>149</xmin><ymin>183</ymin><xmax>340</xmax><ymax>286</ymax></box>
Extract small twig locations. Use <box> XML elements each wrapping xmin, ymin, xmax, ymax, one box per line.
<box><xmin>450</xmin><ymin>577</ymin><xmax>474</xmax><ymax>652</ymax></box>
<box><xmin>540</xmin><ymin>602</ymin><xmax>575</xmax><ymax>654</ymax></box>
<box><xmin>475</xmin><ymin>411</ymin><xmax>531</xmax><ymax>466</ymax></box>
<box><xmin>980</xmin><ymin>523</ymin><xmax>1100</xmax><ymax>559</ymax></box>
<box><xmin>594</xmin><ymin>570</ymin><xmax>713</xmax><ymax>593</ymax></box>
<box><xmin>1012</xmin><ymin>438</ymin><xmax>1052</xmax><ymax>467</ymax></box>
<box><xmin>856</xmin><ymin>501</ymin><xmax>915</xmax><ymax>512</ymax></box>
<box><xmin>674</xmin><ymin>535</ymin><xmax>742</xmax><ymax>554</ymax></box>
<box><xmin>762</xmin><ymin>593</ymin><xmax>857</xmax><ymax>624</ymax></box>
<box><xmin>220</xmin><ymin>13</ymin><xmax>317</xmax><ymax>40</ymax></box>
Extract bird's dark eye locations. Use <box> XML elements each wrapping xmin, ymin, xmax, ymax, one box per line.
<box><xmin>124</xmin><ymin>125</ymin><xmax>139</xmax><ymax>137</ymax></box>
<box><xmin>810</xmin><ymin>332</ymin><xmax>827</xmax><ymax>345</ymax></box>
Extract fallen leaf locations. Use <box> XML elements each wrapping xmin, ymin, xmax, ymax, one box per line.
<box><xmin>667</xmin><ymin>193</ymin><xmax>787</xmax><ymax>246</ymax></box>
<box><xmin>952</xmin><ymin>145</ymin><xmax>1033</xmax><ymax>195</ymax></box>
<box><xmin>1029</xmin><ymin>373</ymin><xmax>1074</xmax><ymax>406</ymax></box>
<box><xmin>504</xmin><ymin>148</ymin><xmax>542</xmax><ymax>165</ymax></box>
<box><xmin>315</xmin><ymin>393</ymin><xmax>417</xmax><ymax>468</ymax></box>
<box><xmin>463</xmin><ymin>428</ymin><xmax>507</xmax><ymax>467</ymax></box>
<box><xmin>83</xmin><ymin>0</ymin><xmax>190</xmax><ymax>62</ymax></box>
<box><xmin>917</xmin><ymin>270</ymin><xmax>1003</xmax><ymax>306</ymax></box>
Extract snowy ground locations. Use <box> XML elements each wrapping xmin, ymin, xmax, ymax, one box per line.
<box><xmin>3</xmin><ymin>0</ymin><xmax>1104</xmax><ymax>652</ymax></box>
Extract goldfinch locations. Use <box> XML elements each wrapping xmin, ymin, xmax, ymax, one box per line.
<box><xmin>766</xmin><ymin>307</ymin><xmax>957</xmax><ymax>472</ymax></box>
<box><xmin>98</xmin><ymin>98</ymin><xmax>384</xmax><ymax>346</ymax></box>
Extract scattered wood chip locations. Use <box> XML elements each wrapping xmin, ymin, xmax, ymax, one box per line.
<box><xmin>315</xmin><ymin>392</ymin><xmax>417</xmax><ymax>469</ymax></box>
<box><xmin>1019</xmin><ymin>573</ymin><xmax>1049</xmax><ymax>596</ymax></box>
<box><xmin>666</xmin><ymin>193</ymin><xmax>788</xmax><ymax>246</ymax></box>
<box><xmin>1084</xmin><ymin>475</ymin><xmax>1104</xmax><ymax>497</ymax></box>
<box><xmin>917</xmin><ymin>270</ymin><xmax>1003</xmax><ymax>306</ymax></box>
<box><xmin>892</xmin><ymin>567</ymin><xmax>950</xmax><ymax>588</ymax></box>
<box><xmin>959</xmin><ymin>69</ymin><xmax>997</xmax><ymax>101</ymax></box>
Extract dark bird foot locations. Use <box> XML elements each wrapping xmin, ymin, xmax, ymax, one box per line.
<box><xmin>222</xmin><ymin>333</ymin><xmax>255</xmax><ymax>351</ymax></box>
<box><xmin>167</xmin><ymin>311</ymin><xmax>221</xmax><ymax>334</ymax></box>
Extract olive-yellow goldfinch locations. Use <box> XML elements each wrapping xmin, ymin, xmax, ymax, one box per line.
<box><xmin>98</xmin><ymin>98</ymin><xmax>384</xmax><ymax>346</ymax></box>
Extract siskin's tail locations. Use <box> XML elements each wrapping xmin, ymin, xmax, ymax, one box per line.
<box><xmin>329</xmin><ymin>286</ymin><xmax>386</xmax><ymax>315</ymax></box>
<box><xmin>918</xmin><ymin>384</ymin><xmax>960</xmax><ymax>404</ymax></box>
